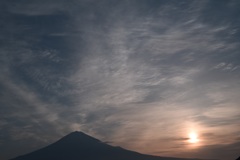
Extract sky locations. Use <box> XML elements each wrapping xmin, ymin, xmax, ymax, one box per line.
<box><xmin>0</xmin><ymin>0</ymin><xmax>240</xmax><ymax>160</ymax></box>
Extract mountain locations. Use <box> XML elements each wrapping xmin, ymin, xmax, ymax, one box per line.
<box><xmin>10</xmin><ymin>131</ymin><xmax>201</xmax><ymax>160</ymax></box>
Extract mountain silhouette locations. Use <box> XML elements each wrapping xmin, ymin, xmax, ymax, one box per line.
<box><xmin>10</xmin><ymin>131</ymin><xmax>201</xmax><ymax>160</ymax></box>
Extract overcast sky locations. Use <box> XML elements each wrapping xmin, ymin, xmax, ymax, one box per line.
<box><xmin>0</xmin><ymin>0</ymin><xmax>240</xmax><ymax>160</ymax></box>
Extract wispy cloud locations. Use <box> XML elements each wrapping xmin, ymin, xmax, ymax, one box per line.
<box><xmin>1</xmin><ymin>1</ymin><xmax>240</xmax><ymax>160</ymax></box>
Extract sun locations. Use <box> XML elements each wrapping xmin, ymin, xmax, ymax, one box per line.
<box><xmin>188</xmin><ymin>132</ymin><xmax>199</xmax><ymax>143</ymax></box>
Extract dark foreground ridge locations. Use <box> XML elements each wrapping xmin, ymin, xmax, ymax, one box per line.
<box><xmin>10</xmin><ymin>131</ymin><xmax>202</xmax><ymax>160</ymax></box>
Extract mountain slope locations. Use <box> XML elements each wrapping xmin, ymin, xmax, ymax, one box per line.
<box><xmin>10</xmin><ymin>131</ymin><xmax>200</xmax><ymax>160</ymax></box>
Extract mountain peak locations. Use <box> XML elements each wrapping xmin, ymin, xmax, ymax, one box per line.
<box><xmin>56</xmin><ymin>131</ymin><xmax>101</xmax><ymax>145</ymax></box>
<box><xmin>66</xmin><ymin>131</ymin><xmax>90</xmax><ymax>137</ymax></box>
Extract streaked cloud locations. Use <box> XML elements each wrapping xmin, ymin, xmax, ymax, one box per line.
<box><xmin>0</xmin><ymin>1</ymin><xmax>240</xmax><ymax>160</ymax></box>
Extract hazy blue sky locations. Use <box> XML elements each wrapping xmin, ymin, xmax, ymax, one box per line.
<box><xmin>0</xmin><ymin>0</ymin><xmax>240</xmax><ymax>160</ymax></box>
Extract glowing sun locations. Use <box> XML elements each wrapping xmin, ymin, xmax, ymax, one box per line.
<box><xmin>188</xmin><ymin>132</ymin><xmax>199</xmax><ymax>143</ymax></box>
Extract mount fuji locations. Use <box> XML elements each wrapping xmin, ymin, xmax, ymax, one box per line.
<box><xmin>10</xmin><ymin>131</ymin><xmax>202</xmax><ymax>160</ymax></box>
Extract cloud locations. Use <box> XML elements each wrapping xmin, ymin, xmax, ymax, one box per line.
<box><xmin>1</xmin><ymin>1</ymin><xmax>240</xmax><ymax>160</ymax></box>
<box><xmin>6</xmin><ymin>0</ymin><xmax>69</xmax><ymax>16</ymax></box>
<box><xmin>213</xmin><ymin>62</ymin><xmax>239</xmax><ymax>71</ymax></box>
<box><xmin>186</xmin><ymin>141</ymin><xmax>240</xmax><ymax>160</ymax></box>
